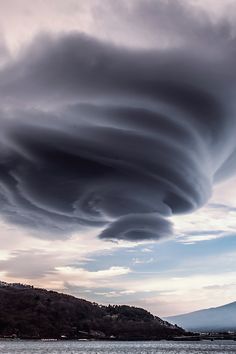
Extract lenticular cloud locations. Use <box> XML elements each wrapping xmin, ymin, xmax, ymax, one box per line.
<box><xmin>0</xmin><ymin>32</ymin><xmax>235</xmax><ymax>241</ymax></box>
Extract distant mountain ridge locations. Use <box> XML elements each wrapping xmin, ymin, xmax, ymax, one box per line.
<box><xmin>166</xmin><ymin>301</ymin><xmax>236</xmax><ymax>332</ymax></box>
<box><xmin>0</xmin><ymin>281</ymin><xmax>185</xmax><ymax>340</ymax></box>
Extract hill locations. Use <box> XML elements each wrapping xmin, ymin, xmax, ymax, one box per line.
<box><xmin>0</xmin><ymin>281</ymin><xmax>185</xmax><ymax>340</ymax></box>
<box><xmin>166</xmin><ymin>301</ymin><xmax>236</xmax><ymax>332</ymax></box>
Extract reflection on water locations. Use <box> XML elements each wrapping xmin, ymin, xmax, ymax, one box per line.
<box><xmin>0</xmin><ymin>340</ymin><xmax>236</xmax><ymax>354</ymax></box>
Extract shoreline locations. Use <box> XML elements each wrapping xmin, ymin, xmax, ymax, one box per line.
<box><xmin>0</xmin><ymin>336</ymin><xmax>236</xmax><ymax>342</ymax></box>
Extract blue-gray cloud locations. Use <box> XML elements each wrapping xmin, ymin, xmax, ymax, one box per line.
<box><xmin>0</xmin><ymin>3</ymin><xmax>235</xmax><ymax>241</ymax></box>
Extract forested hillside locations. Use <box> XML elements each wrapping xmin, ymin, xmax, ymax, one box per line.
<box><xmin>0</xmin><ymin>282</ymin><xmax>185</xmax><ymax>340</ymax></box>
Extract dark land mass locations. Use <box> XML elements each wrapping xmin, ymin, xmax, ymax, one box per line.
<box><xmin>0</xmin><ymin>281</ymin><xmax>186</xmax><ymax>340</ymax></box>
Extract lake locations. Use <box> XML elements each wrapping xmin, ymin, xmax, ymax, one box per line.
<box><xmin>0</xmin><ymin>340</ymin><xmax>236</xmax><ymax>353</ymax></box>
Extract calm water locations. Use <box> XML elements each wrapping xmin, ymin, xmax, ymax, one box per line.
<box><xmin>0</xmin><ymin>340</ymin><xmax>236</xmax><ymax>354</ymax></box>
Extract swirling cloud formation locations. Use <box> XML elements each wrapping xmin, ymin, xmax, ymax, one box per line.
<box><xmin>0</xmin><ymin>23</ymin><xmax>235</xmax><ymax>241</ymax></box>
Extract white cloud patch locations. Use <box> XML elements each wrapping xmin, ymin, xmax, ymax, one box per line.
<box><xmin>172</xmin><ymin>177</ymin><xmax>236</xmax><ymax>243</ymax></box>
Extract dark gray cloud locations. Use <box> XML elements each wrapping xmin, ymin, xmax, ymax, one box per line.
<box><xmin>0</xmin><ymin>2</ymin><xmax>235</xmax><ymax>241</ymax></box>
<box><xmin>99</xmin><ymin>213</ymin><xmax>172</xmax><ymax>241</ymax></box>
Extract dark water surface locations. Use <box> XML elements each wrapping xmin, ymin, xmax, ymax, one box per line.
<box><xmin>0</xmin><ymin>340</ymin><xmax>236</xmax><ymax>353</ymax></box>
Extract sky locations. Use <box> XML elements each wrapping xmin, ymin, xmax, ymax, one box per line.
<box><xmin>0</xmin><ymin>0</ymin><xmax>236</xmax><ymax>317</ymax></box>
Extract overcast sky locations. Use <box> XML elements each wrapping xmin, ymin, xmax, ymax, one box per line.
<box><xmin>0</xmin><ymin>0</ymin><xmax>236</xmax><ymax>317</ymax></box>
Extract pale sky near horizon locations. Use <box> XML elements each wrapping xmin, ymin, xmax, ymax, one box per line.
<box><xmin>0</xmin><ymin>0</ymin><xmax>236</xmax><ymax>317</ymax></box>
